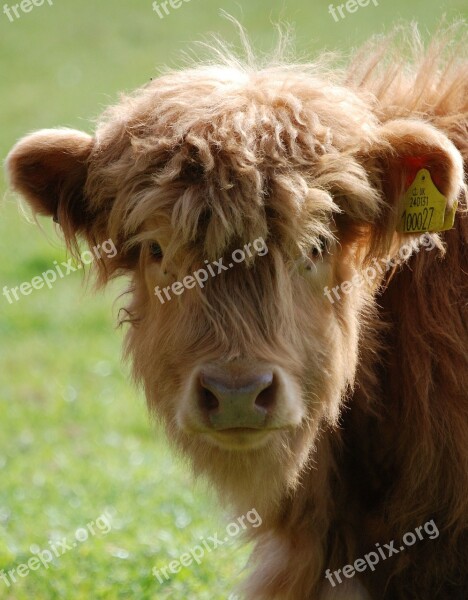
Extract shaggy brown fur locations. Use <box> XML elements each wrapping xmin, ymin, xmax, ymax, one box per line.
<box><xmin>6</xmin><ymin>24</ymin><xmax>468</xmax><ymax>600</ymax></box>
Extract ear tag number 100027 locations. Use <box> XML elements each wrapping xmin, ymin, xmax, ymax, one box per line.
<box><xmin>397</xmin><ymin>168</ymin><xmax>458</xmax><ymax>233</ymax></box>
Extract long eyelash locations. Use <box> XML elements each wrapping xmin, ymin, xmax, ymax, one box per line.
<box><xmin>311</xmin><ymin>236</ymin><xmax>330</xmax><ymax>258</ymax></box>
<box><xmin>149</xmin><ymin>242</ymin><xmax>163</xmax><ymax>259</ymax></box>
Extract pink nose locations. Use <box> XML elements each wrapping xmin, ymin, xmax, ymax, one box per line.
<box><xmin>198</xmin><ymin>370</ymin><xmax>276</xmax><ymax>430</ymax></box>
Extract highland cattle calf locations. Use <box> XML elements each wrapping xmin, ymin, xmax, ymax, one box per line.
<box><xmin>6</xmin><ymin>26</ymin><xmax>468</xmax><ymax>600</ymax></box>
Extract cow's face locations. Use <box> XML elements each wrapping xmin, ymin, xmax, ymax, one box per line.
<box><xmin>7</xmin><ymin>65</ymin><xmax>463</xmax><ymax>512</ymax></box>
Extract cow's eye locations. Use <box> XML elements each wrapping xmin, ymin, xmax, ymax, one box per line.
<box><xmin>149</xmin><ymin>242</ymin><xmax>163</xmax><ymax>260</ymax></box>
<box><xmin>310</xmin><ymin>236</ymin><xmax>330</xmax><ymax>259</ymax></box>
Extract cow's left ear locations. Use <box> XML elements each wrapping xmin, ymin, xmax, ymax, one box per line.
<box><xmin>363</xmin><ymin>119</ymin><xmax>465</xmax><ymax>246</ymax></box>
<box><xmin>6</xmin><ymin>128</ymin><xmax>96</xmax><ymax>249</ymax></box>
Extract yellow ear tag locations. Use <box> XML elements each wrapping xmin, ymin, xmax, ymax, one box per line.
<box><xmin>397</xmin><ymin>168</ymin><xmax>456</xmax><ymax>233</ymax></box>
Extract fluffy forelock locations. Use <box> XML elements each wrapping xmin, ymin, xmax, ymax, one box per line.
<box><xmin>84</xmin><ymin>49</ymin><xmax>381</xmax><ymax>264</ymax></box>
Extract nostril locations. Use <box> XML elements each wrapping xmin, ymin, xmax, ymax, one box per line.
<box><xmin>199</xmin><ymin>388</ymin><xmax>219</xmax><ymax>414</ymax></box>
<box><xmin>254</xmin><ymin>380</ymin><xmax>276</xmax><ymax>413</ymax></box>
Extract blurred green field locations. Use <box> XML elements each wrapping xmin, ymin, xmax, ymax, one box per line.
<box><xmin>0</xmin><ymin>1</ymin><xmax>466</xmax><ymax>599</ymax></box>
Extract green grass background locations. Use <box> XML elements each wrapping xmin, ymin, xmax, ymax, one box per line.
<box><xmin>0</xmin><ymin>1</ymin><xmax>466</xmax><ymax>598</ymax></box>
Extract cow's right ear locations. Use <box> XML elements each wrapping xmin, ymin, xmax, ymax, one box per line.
<box><xmin>6</xmin><ymin>128</ymin><xmax>95</xmax><ymax>246</ymax></box>
<box><xmin>360</xmin><ymin>119</ymin><xmax>465</xmax><ymax>257</ymax></box>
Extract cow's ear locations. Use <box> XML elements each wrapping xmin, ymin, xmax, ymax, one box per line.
<box><xmin>6</xmin><ymin>128</ymin><xmax>95</xmax><ymax>248</ymax></box>
<box><xmin>364</xmin><ymin>119</ymin><xmax>465</xmax><ymax>251</ymax></box>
